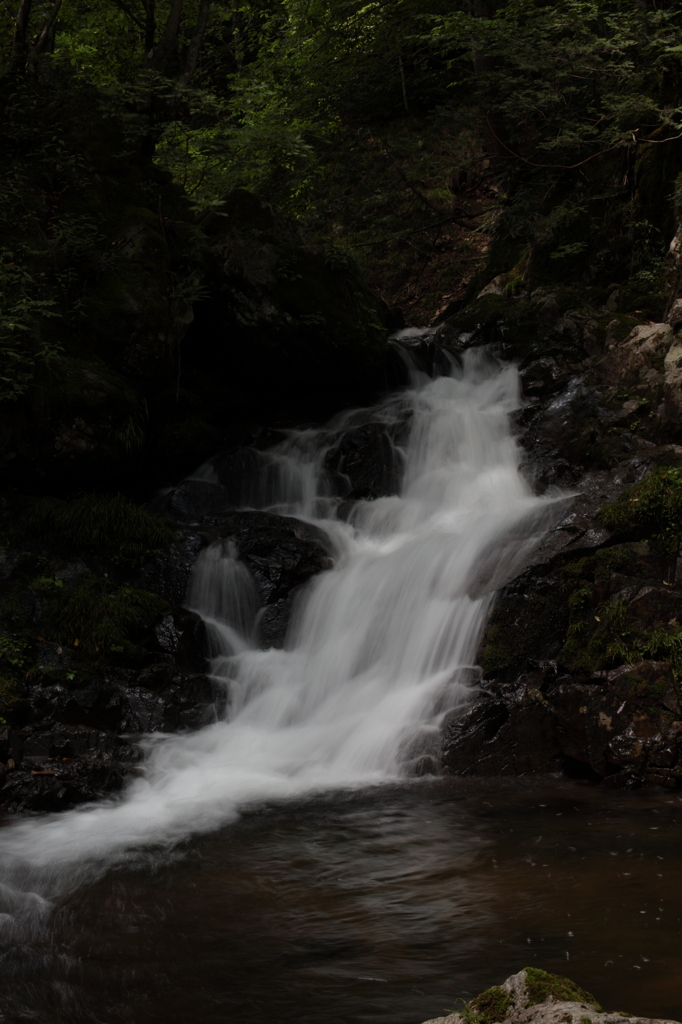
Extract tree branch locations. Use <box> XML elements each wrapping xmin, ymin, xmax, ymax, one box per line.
<box><xmin>484</xmin><ymin>116</ymin><xmax>630</xmax><ymax>169</ymax></box>
<box><xmin>177</xmin><ymin>0</ymin><xmax>211</xmax><ymax>87</ymax></box>
<box><xmin>640</xmin><ymin>131</ymin><xmax>682</xmax><ymax>144</ymax></box>
<box><xmin>141</xmin><ymin>0</ymin><xmax>155</xmax><ymax>55</ymax></box>
<box><xmin>10</xmin><ymin>0</ymin><xmax>32</xmax><ymax>62</ymax></box>
<box><xmin>109</xmin><ymin>0</ymin><xmax>145</xmax><ymax>31</ymax></box>
<box><xmin>33</xmin><ymin>0</ymin><xmax>63</xmax><ymax>56</ymax></box>
<box><xmin>484</xmin><ymin>117</ymin><xmax>682</xmax><ymax>170</ymax></box>
<box><xmin>351</xmin><ymin>209</ymin><xmax>498</xmax><ymax>248</ymax></box>
<box><xmin>147</xmin><ymin>0</ymin><xmax>183</xmax><ymax>73</ymax></box>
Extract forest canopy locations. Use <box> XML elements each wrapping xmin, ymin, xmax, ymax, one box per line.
<box><xmin>2</xmin><ymin>0</ymin><xmax>682</xmax><ymax>385</ymax></box>
<box><xmin>3</xmin><ymin>0</ymin><xmax>679</xmax><ymax>209</ymax></box>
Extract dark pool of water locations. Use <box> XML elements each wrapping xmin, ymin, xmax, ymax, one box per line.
<box><xmin>0</xmin><ymin>777</ymin><xmax>680</xmax><ymax>1024</ymax></box>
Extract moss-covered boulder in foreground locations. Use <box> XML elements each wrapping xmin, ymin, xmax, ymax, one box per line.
<box><xmin>419</xmin><ymin>967</ymin><xmax>679</xmax><ymax>1024</ymax></box>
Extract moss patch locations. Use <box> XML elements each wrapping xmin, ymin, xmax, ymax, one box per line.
<box><xmin>468</xmin><ymin>985</ymin><xmax>512</xmax><ymax>1023</ymax></box>
<box><xmin>552</xmin><ymin>476</ymin><xmax>682</xmax><ymax>679</ymax></box>
<box><xmin>0</xmin><ymin>635</ymin><xmax>29</xmax><ymax>724</ymax></box>
<box><xmin>7</xmin><ymin>493</ymin><xmax>176</xmax><ymax>568</ymax></box>
<box><xmin>600</xmin><ymin>467</ymin><xmax>682</xmax><ymax>557</ymax></box>
<box><xmin>523</xmin><ymin>968</ymin><xmax>600</xmax><ymax>1010</ymax></box>
<box><xmin>46</xmin><ymin>578</ymin><xmax>167</xmax><ymax>661</ymax></box>
<box><xmin>479</xmin><ymin>590</ymin><xmax>566</xmax><ymax>679</ymax></box>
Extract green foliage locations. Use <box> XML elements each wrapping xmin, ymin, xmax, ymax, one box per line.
<box><xmin>0</xmin><ymin>635</ymin><xmax>29</xmax><ymax>724</ymax></box>
<box><xmin>560</xmin><ymin>543</ymin><xmax>682</xmax><ymax>678</ymax></box>
<box><xmin>431</xmin><ymin>2</ymin><xmax>682</xmax><ymax>166</ymax></box>
<box><xmin>607</xmin><ymin>625</ymin><xmax>682</xmax><ymax>679</ymax></box>
<box><xmin>560</xmin><ymin>548</ymin><xmax>635</xmax><ymax>675</ymax></box>
<box><xmin>0</xmin><ymin>246</ymin><xmax>62</xmax><ymax>401</ymax></box>
<box><xmin>0</xmin><ymin>81</ymin><xmax>125</xmax><ymax>402</ymax></box>
<box><xmin>0</xmin><ymin>635</ymin><xmax>30</xmax><ymax>670</ymax></box>
<box><xmin>522</xmin><ymin>967</ymin><xmax>599</xmax><ymax>1010</ymax></box>
<box><xmin>479</xmin><ymin>592</ymin><xmax>552</xmax><ymax>678</ymax></box>
<box><xmin>46</xmin><ymin>578</ymin><xmax>167</xmax><ymax>660</ymax></box>
<box><xmin>428</xmin><ymin>1</ymin><xmax>682</xmax><ymax>287</ymax></box>
<box><xmin>4</xmin><ymin>0</ymin><xmax>682</xmax><ymax>350</ymax></box>
<box><xmin>561</xmin><ymin>548</ymin><xmax>629</xmax><ymax>586</ymax></box>
<box><xmin>600</xmin><ymin>468</ymin><xmax>682</xmax><ymax>556</ymax></box>
<box><xmin>10</xmin><ymin>493</ymin><xmax>176</xmax><ymax>567</ymax></box>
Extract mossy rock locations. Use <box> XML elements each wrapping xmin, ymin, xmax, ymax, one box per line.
<box><xmin>0</xmin><ymin>635</ymin><xmax>31</xmax><ymax>724</ymax></box>
<box><xmin>437</xmin><ymin>292</ymin><xmax>539</xmax><ymax>359</ymax></box>
<box><xmin>479</xmin><ymin>589</ymin><xmax>567</xmax><ymax>679</ymax></box>
<box><xmin>558</xmin><ymin>539</ymin><xmax>682</xmax><ymax>679</ymax></box>
<box><xmin>603</xmin><ymin>313</ymin><xmax>644</xmax><ymax>345</ymax></box>
<box><xmin>46</xmin><ymin>578</ymin><xmax>168</xmax><ymax>661</ymax></box>
<box><xmin>522</xmin><ymin>967</ymin><xmax>600</xmax><ymax>1010</ymax></box>
<box><xmin>468</xmin><ymin>985</ymin><xmax>512</xmax><ymax>1023</ymax></box>
<box><xmin>599</xmin><ymin>466</ymin><xmax>682</xmax><ymax>552</ymax></box>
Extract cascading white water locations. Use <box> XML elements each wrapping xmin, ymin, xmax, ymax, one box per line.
<box><xmin>0</xmin><ymin>346</ymin><xmax>565</xmax><ymax>921</ymax></box>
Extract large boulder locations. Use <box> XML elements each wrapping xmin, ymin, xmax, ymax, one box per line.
<box><xmin>419</xmin><ymin>968</ymin><xmax>679</xmax><ymax>1024</ymax></box>
<box><xmin>323</xmin><ymin>422</ymin><xmax>403</xmax><ymax>500</ymax></box>
<box><xmin>203</xmin><ymin>510</ymin><xmax>334</xmax><ymax>648</ymax></box>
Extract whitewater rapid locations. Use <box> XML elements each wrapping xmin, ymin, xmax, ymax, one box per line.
<box><xmin>0</xmin><ymin>346</ymin><xmax>563</xmax><ymax>920</ymax></box>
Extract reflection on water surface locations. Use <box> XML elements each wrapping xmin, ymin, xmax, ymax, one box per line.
<box><xmin>1</xmin><ymin>777</ymin><xmax>680</xmax><ymax>1024</ymax></box>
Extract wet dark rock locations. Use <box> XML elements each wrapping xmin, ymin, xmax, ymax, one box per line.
<box><xmin>55</xmin><ymin>682</ymin><xmax>125</xmax><ymax>731</ymax></box>
<box><xmin>0</xmin><ymin>725</ymin><xmax>11</xmax><ymax>762</ymax></box>
<box><xmin>0</xmin><ymin>759</ymin><xmax>130</xmax><ymax>814</ymax></box>
<box><xmin>390</xmin><ymin>332</ymin><xmax>455</xmax><ymax>381</ymax></box>
<box><xmin>151</xmin><ymin>609</ymin><xmax>208</xmax><ymax>670</ymax></box>
<box><xmin>152</xmin><ymin>479</ymin><xmax>230</xmax><ymax>524</ymax></box>
<box><xmin>1</xmin><ymin>492</ymin><xmax>336</xmax><ymax>813</ymax></box>
<box><xmin>442</xmin><ymin>658</ymin><xmax>682</xmax><ymax>786</ymax></box>
<box><xmin>519</xmin><ymin>356</ymin><xmax>569</xmax><ymax>398</ymax></box>
<box><xmin>210</xmin><ymin>447</ymin><xmax>266</xmax><ymax>496</ymax></box>
<box><xmin>626</xmin><ymin>586</ymin><xmax>682</xmax><ymax>629</ymax></box>
<box><xmin>532</xmin><ymin>377</ymin><xmax>598</xmax><ymax>444</ymax></box>
<box><xmin>324</xmin><ymin>423</ymin><xmax>402</xmax><ymax>500</ymax></box>
<box><xmin>443</xmin><ymin>683</ymin><xmax>563</xmax><ymax>777</ymax></box>
<box><xmin>137</xmin><ymin>534</ymin><xmax>204</xmax><ymax>606</ymax></box>
<box><xmin>0</xmin><ymin>664</ymin><xmax>222</xmax><ymax>812</ymax></box>
<box><xmin>0</xmin><ymin>534</ymin><xmax>217</xmax><ymax>812</ymax></box>
<box><xmin>258</xmin><ymin>597</ymin><xmax>296</xmax><ymax>650</ymax></box>
<box><xmin>434</xmin><ymin>289</ymin><xmax>682</xmax><ymax>789</ymax></box>
<box><xmin>146</xmin><ymin>506</ymin><xmax>333</xmax><ymax>649</ymax></box>
<box><xmin>207</xmin><ymin>512</ymin><xmax>333</xmax><ymax>642</ymax></box>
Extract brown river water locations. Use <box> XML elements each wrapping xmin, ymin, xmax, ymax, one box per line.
<box><xmin>0</xmin><ymin>776</ymin><xmax>680</xmax><ymax>1024</ymax></box>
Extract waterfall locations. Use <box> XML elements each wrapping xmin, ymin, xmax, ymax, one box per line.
<box><xmin>0</xmin><ymin>346</ymin><xmax>564</xmax><ymax>919</ymax></box>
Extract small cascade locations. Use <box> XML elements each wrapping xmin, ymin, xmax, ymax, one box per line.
<box><xmin>188</xmin><ymin>538</ymin><xmax>259</xmax><ymax>658</ymax></box>
<box><xmin>0</xmin><ymin>343</ymin><xmax>566</xmax><ymax>917</ymax></box>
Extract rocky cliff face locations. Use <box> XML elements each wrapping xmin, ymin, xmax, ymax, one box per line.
<box><xmin>436</xmin><ymin>278</ymin><xmax>682</xmax><ymax>789</ymax></box>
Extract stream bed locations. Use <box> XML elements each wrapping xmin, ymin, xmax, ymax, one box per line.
<box><xmin>2</xmin><ymin>777</ymin><xmax>680</xmax><ymax>1024</ymax></box>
